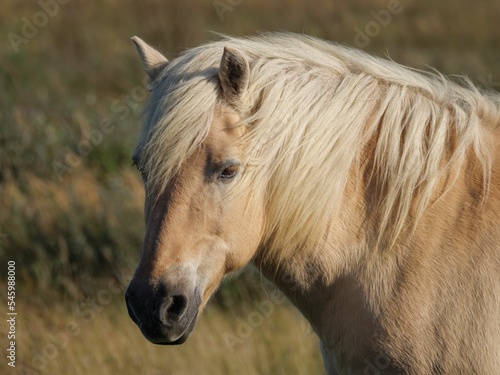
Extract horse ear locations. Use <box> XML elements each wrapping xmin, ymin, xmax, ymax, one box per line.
<box><xmin>219</xmin><ymin>47</ymin><xmax>250</xmax><ymax>103</ymax></box>
<box><xmin>131</xmin><ymin>36</ymin><xmax>169</xmax><ymax>81</ymax></box>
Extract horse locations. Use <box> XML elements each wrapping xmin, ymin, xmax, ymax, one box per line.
<box><xmin>124</xmin><ymin>33</ymin><xmax>500</xmax><ymax>374</ymax></box>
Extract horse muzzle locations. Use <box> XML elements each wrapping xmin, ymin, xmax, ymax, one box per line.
<box><xmin>125</xmin><ymin>276</ymin><xmax>200</xmax><ymax>345</ymax></box>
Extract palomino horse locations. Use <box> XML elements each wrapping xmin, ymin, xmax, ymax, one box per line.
<box><xmin>125</xmin><ymin>33</ymin><xmax>500</xmax><ymax>374</ymax></box>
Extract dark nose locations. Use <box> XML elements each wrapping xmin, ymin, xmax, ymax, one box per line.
<box><xmin>158</xmin><ymin>294</ymin><xmax>188</xmax><ymax>326</ymax></box>
<box><xmin>125</xmin><ymin>279</ymin><xmax>190</xmax><ymax>344</ymax></box>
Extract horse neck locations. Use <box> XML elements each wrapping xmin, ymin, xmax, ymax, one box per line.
<box><xmin>252</xmin><ymin>172</ymin><xmax>373</xmax><ymax>335</ymax></box>
<box><xmin>252</xmin><ymin>133</ymin><xmax>500</xmax><ymax>350</ymax></box>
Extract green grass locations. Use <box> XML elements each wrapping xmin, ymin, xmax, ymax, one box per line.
<box><xmin>0</xmin><ymin>0</ymin><xmax>499</xmax><ymax>374</ymax></box>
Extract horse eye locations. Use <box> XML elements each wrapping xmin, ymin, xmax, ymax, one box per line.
<box><xmin>218</xmin><ymin>164</ymin><xmax>239</xmax><ymax>181</ymax></box>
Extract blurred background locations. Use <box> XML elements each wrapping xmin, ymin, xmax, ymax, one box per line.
<box><xmin>0</xmin><ymin>0</ymin><xmax>499</xmax><ymax>374</ymax></box>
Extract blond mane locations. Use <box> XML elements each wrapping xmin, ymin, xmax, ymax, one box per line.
<box><xmin>135</xmin><ymin>33</ymin><xmax>500</xmax><ymax>258</ymax></box>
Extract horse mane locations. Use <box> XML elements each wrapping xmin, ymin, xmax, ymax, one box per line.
<box><xmin>136</xmin><ymin>32</ymin><xmax>500</xmax><ymax>258</ymax></box>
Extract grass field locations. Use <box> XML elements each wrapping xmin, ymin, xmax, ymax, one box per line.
<box><xmin>1</xmin><ymin>0</ymin><xmax>499</xmax><ymax>374</ymax></box>
<box><xmin>13</xmin><ymin>273</ymin><xmax>323</xmax><ymax>375</ymax></box>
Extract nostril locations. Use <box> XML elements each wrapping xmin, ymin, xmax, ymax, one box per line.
<box><xmin>169</xmin><ymin>295</ymin><xmax>187</xmax><ymax>317</ymax></box>
<box><xmin>160</xmin><ymin>294</ymin><xmax>188</xmax><ymax>326</ymax></box>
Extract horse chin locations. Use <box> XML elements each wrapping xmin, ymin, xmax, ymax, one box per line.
<box><xmin>157</xmin><ymin>332</ymin><xmax>190</xmax><ymax>346</ymax></box>
<box><xmin>144</xmin><ymin>310</ymin><xmax>198</xmax><ymax>346</ymax></box>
